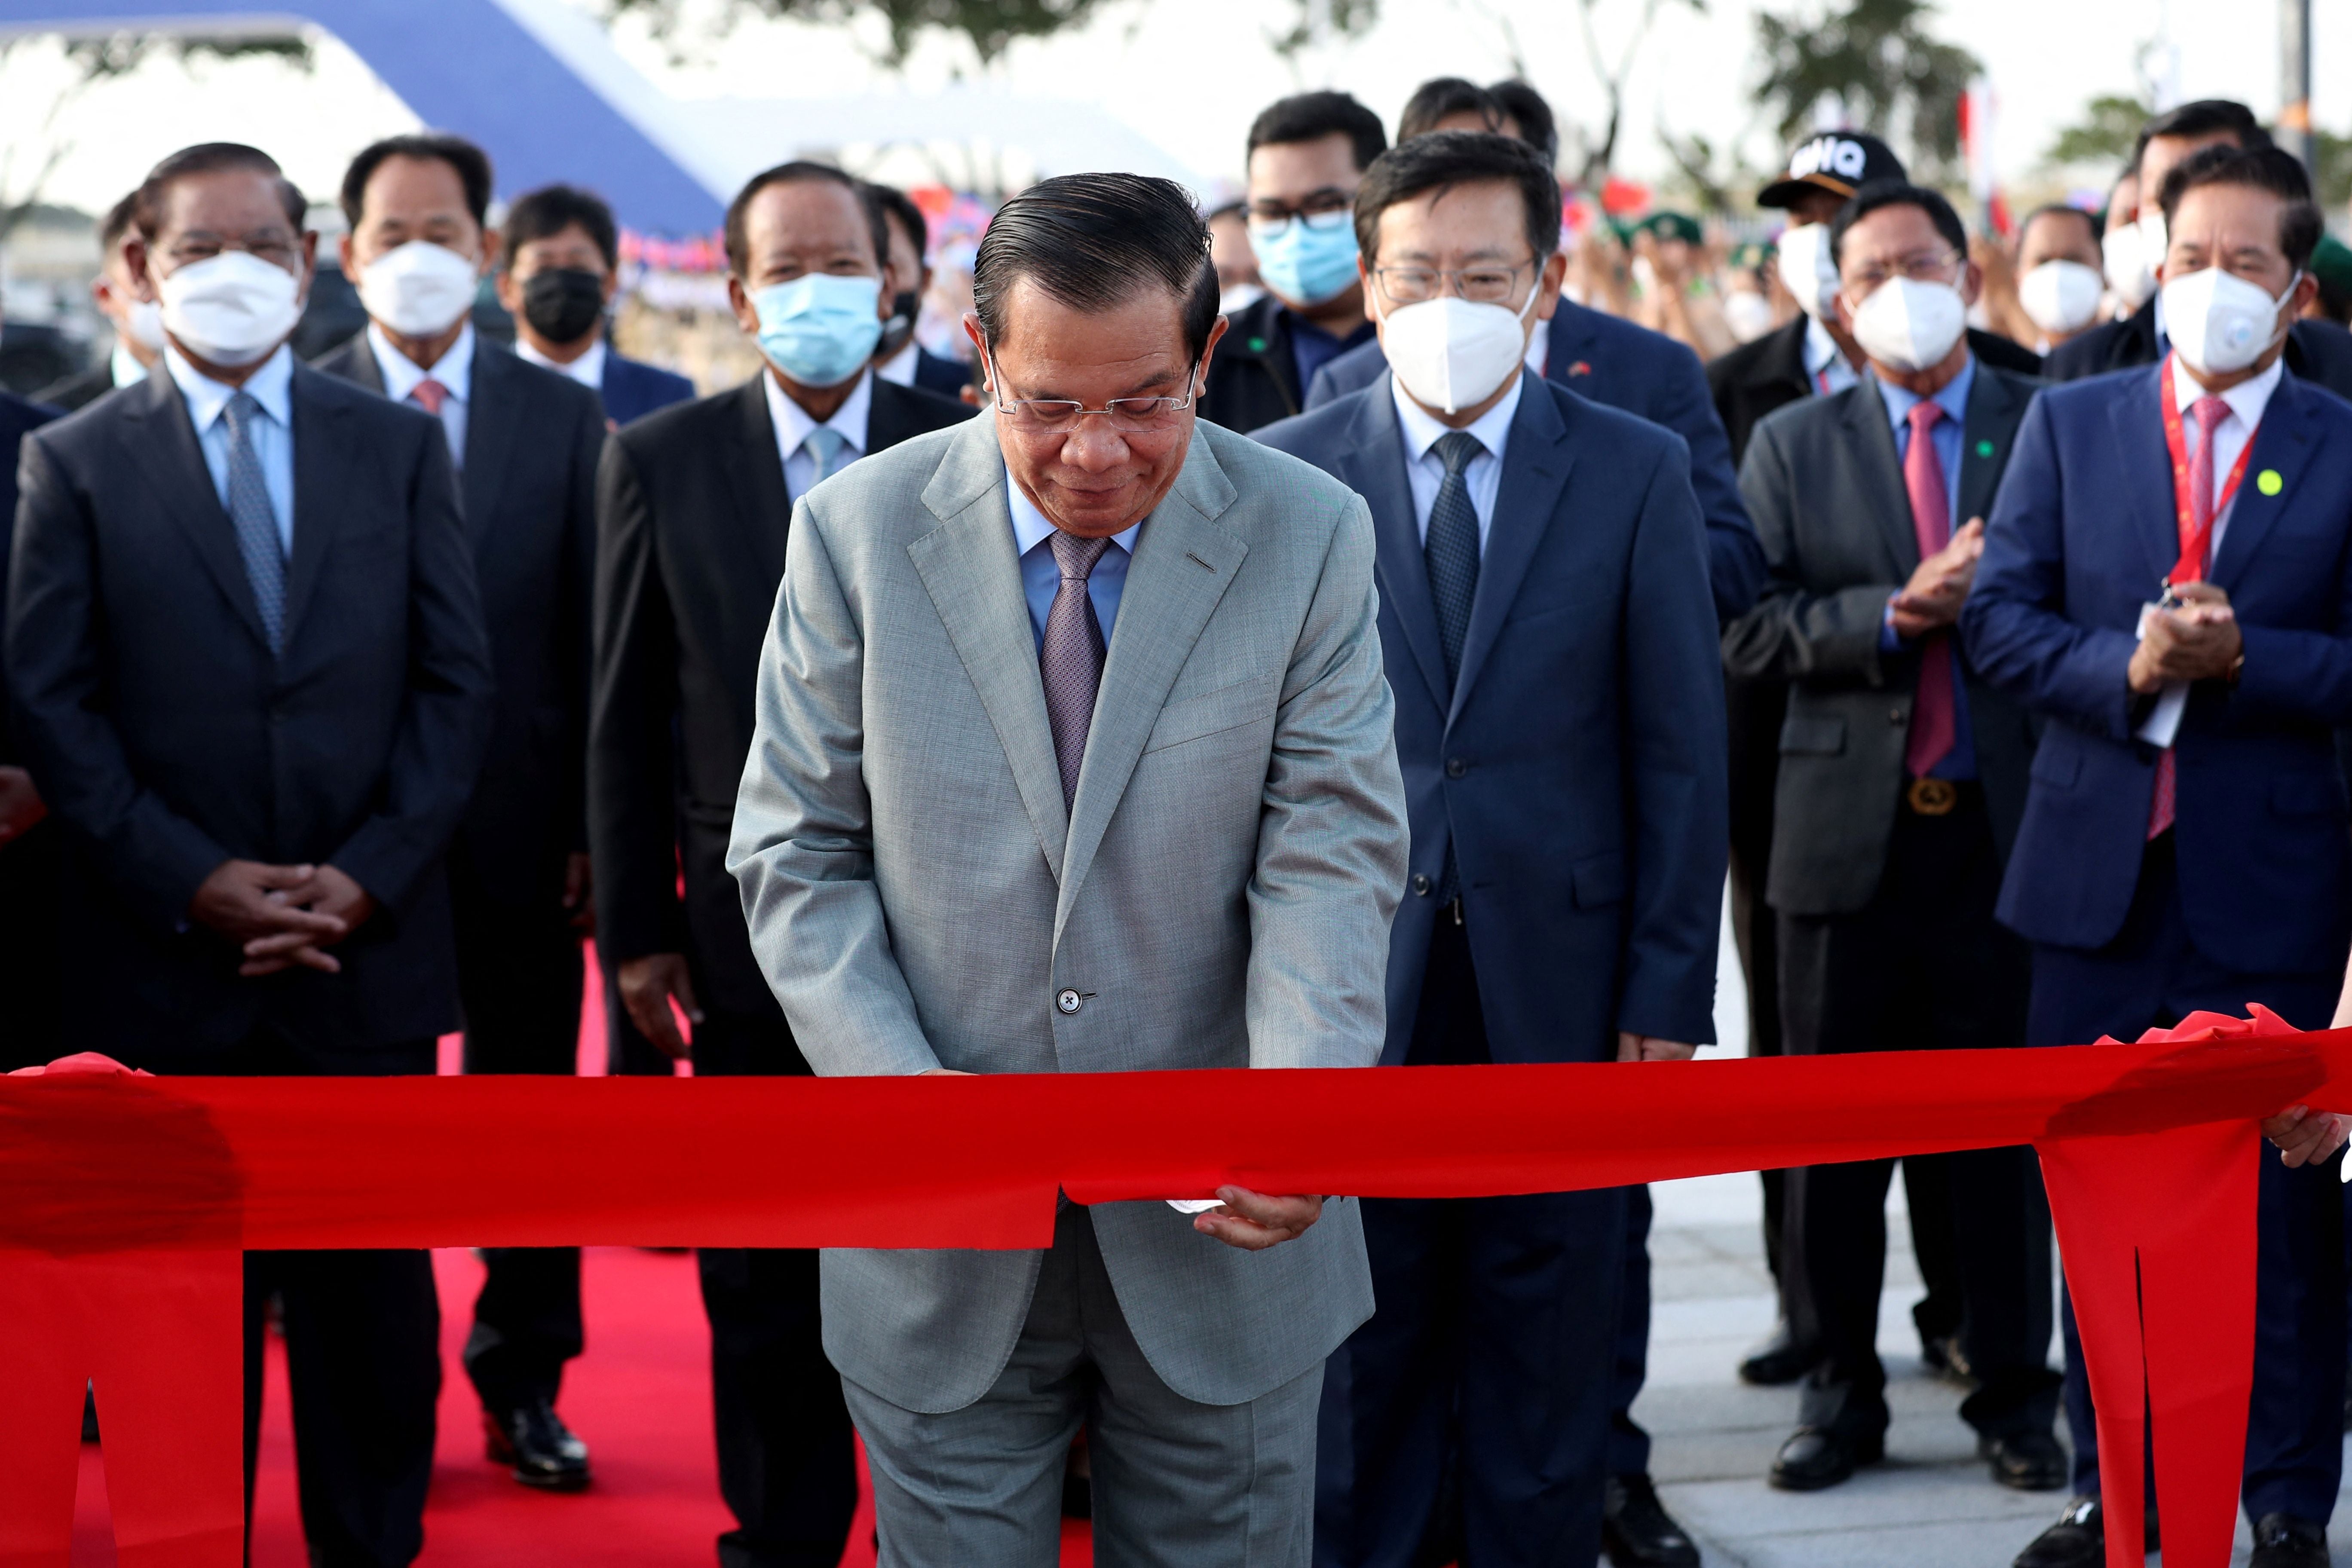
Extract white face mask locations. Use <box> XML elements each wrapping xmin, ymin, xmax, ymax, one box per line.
<box><xmin>2161</xmin><ymin>264</ymin><xmax>2298</xmax><ymax>378</ymax></box>
<box><xmin>1847</xmin><ymin>276</ymin><xmax>1968</xmax><ymax>373</ymax></box>
<box><xmin>123</xmin><ymin>297</ymin><xmax>168</xmax><ymax>352</ymax></box>
<box><xmin>1776</xmin><ymin>223</ymin><xmax>1841</xmax><ymax>319</ymax></box>
<box><xmin>2102</xmin><ymin>220</ymin><xmax>2156</xmax><ymax>309</ymax></box>
<box><xmin>2017</xmin><ymin>259</ymin><xmax>2105</xmax><ymax>337</ymax></box>
<box><xmin>355</xmin><ymin>239</ymin><xmax>480</xmax><ymax>337</ymax></box>
<box><xmin>1377</xmin><ymin>282</ymin><xmax>1541</xmax><ymax>415</ymax></box>
<box><xmin>157</xmin><ymin>250</ymin><xmax>305</xmax><ymax>367</ymax></box>
<box><xmin>1723</xmin><ymin>287</ymin><xmax>1775</xmax><ymax>343</ymax></box>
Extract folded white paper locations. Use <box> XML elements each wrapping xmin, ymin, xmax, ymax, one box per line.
<box><xmin>2134</xmin><ymin>603</ymin><xmax>2189</xmax><ymax>749</ymax></box>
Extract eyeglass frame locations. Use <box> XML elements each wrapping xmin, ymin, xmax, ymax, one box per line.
<box><xmin>1839</xmin><ymin>247</ymin><xmax>1965</xmax><ymax>298</ymax></box>
<box><xmin>1369</xmin><ymin>257</ymin><xmax>1542</xmax><ymax>309</ymax></box>
<box><xmin>1244</xmin><ymin>190</ymin><xmax>1356</xmax><ymax>241</ymax></box>
<box><xmin>979</xmin><ymin>339</ymin><xmax>1206</xmax><ymax>436</ymax></box>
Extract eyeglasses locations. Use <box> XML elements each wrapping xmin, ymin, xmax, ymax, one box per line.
<box><xmin>1843</xmin><ymin>250</ymin><xmax>1961</xmax><ymax>294</ymax></box>
<box><xmin>1245</xmin><ymin>197</ymin><xmax>1354</xmax><ymax>241</ymax></box>
<box><xmin>982</xmin><ymin>346</ymin><xmax>1202</xmax><ymax>436</ymax></box>
<box><xmin>1372</xmin><ymin>260</ymin><xmax>1536</xmax><ymax>306</ymax></box>
<box><xmin>164</xmin><ymin>237</ymin><xmax>302</xmax><ymax>269</ymax></box>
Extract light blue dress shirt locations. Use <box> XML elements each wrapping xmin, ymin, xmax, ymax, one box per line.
<box><xmin>1876</xmin><ymin>355</ymin><xmax>1977</xmax><ymax>778</ymax></box>
<box><xmin>165</xmin><ymin>343</ymin><xmax>296</xmax><ymax>555</ymax></box>
<box><xmin>1390</xmin><ymin>369</ymin><xmax>1522</xmax><ymax>556</ymax></box>
<box><xmin>1006</xmin><ymin>467</ymin><xmax>1137</xmax><ymax>650</ymax></box>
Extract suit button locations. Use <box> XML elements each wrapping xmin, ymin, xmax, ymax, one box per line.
<box><xmin>1445</xmin><ymin>758</ymin><xmax>1467</xmax><ymax>778</ymax></box>
<box><xmin>1056</xmin><ymin>989</ymin><xmax>1082</xmax><ymax>1016</ymax></box>
<box><xmin>1412</xmin><ymin>873</ymin><xmax>1431</xmax><ymax>896</ymax></box>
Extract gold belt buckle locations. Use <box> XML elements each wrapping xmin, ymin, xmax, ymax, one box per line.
<box><xmin>1906</xmin><ymin>777</ymin><xmax>1958</xmax><ymax>816</ymax></box>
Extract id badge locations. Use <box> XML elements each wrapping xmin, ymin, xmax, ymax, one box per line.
<box><xmin>2134</xmin><ymin>601</ymin><xmax>2188</xmax><ymax>749</ymax></box>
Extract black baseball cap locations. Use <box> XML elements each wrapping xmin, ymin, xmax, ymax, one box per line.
<box><xmin>1758</xmin><ymin>132</ymin><xmax>1908</xmax><ymax>209</ymax></box>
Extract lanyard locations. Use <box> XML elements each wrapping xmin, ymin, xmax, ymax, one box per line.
<box><xmin>2159</xmin><ymin>355</ymin><xmax>2257</xmax><ymax>589</ymax></box>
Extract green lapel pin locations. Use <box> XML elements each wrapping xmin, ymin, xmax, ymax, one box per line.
<box><xmin>1247</xmin><ymin>337</ymin><xmax>1268</xmax><ymax>353</ymax></box>
<box><xmin>2257</xmin><ymin>468</ymin><xmax>2285</xmax><ymax>497</ymax></box>
<box><xmin>1975</xmin><ymin>439</ymin><xmax>1995</xmax><ymax>459</ymax></box>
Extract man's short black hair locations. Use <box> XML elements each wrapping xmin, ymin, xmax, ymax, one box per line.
<box><xmin>868</xmin><ymin>182</ymin><xmax>930</xmax><ymax>270</ymax></box>
<box><xmin>2158</xmin><ymin>142</ymin><xmax>2323</xmax><ymax>272</ymax></box>
<box><xmin>134</xmin><ymin>143</ymin><xmax>306</xmax><ymax>239</ymax></box>
<box><xmin>2017</xmin><ymin>202</ymin><xmax>2099</xmax><ymax>255</ymax></box>
<box><xmin>1828</xmin><ymin>179</ymin><xmax>1968</xmax><ymax>270</ymax></box>
<box><xmin>1398</xmin><ymin>78</ymin><xmax>1501</xmax><ymax>144</ymax></box>
<box><xmin>1246</xmin><ymin>91</ymin><xmax>1388</xmax><ymax>173</ymax></box>
<box><xmin>2132</xmin><ymin>99</ymin><xmax>2270</xmax><ymax>183</ymax></box>
<box><xmin>1488</xmin><ymin>80</ymin><xmax>1560</xmax><ymax>167</ymax></box>
<box><xmin>341</xmin><ymin>133</ymin><xmax>493</xmax><ymax>230</ymax></box>
<box><xmin>1353</xmin><ymin>130</ymin><xmax>1562</xmax><ymax>265</ymax></box>
<box><xmin>100</xmin><ymin>189</ymin><xmax>142</xmax><ymax>251</ymax></box>
<box><xmin>971</xmin><ymin>172</ymin><xmax>1218</xmax><ymax>367</ymax></box>
<box><xmin>722</xmin><ymin>161</ymin><xmax>888</xmax><ymax>279</ymax></box>
<box><xmin>501</xmin><ymin>183</ymin><xmax>618</xmax><ymax>271</ymax></box>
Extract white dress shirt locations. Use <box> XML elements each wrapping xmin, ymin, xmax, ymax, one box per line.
<box><xmin>2171</xmin><ymin>350</ymin><xmax>2285</xmax><ymax>564</ymax></box>
<box><xmin>1805</xmin><ymin>313</ymin><xmax>1860</xmax><ymax>395</ymax></box>
<box><xmin>109</xmin><ymin>340</ymin><xmax>151</xmax><ymax>392</ymax></box>
<box><xmin>1390</xmin><ymin>369</ymin><xmax>1524</xmax><ymax>555</ymax></box>
<box><xmin>765</xmin><ymin>367</ymin><xmax>873</xmax><ymax>496</ymax></box>
<box><xmin>164</xmin><ymin>342</ymin><xmax>296</xmax><ymax>554</ymax></box>
<box><xmin>875</xmin><ymin>340</ymin><xmax>921</xmax><ymax>388</ymax></box>
<box><xmin>516</xmin><ymin>334</ymin><xmax>606</xmax><ymax>392</ymax></box>
<box><xmin>369</xmin><ymin>320</ymin><xmax>475</xmax><ymax>469</ymax></box>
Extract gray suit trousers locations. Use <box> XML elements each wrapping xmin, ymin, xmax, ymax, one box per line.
<box><xmin>842</xmin><ymin>1204</ymin><xmax>1321</xmax><ymax>1568</ymax></box>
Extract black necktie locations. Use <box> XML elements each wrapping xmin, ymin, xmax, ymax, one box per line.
<box><xmin>1424</xmin><ymin>430</ymin><xmax>1485</xmax><ymax>689</ymax></box>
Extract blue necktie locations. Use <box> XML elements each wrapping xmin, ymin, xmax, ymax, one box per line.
<box><xmin>802</xmin><ymin>425</ymin><xmax>848</xmax><ymax>485</ymax></box>
<box><xmin>222</xmin><ymin>391</ymin><xmax>285</xmax><ymax>655</ymax></box>
<box><xmin>1424</xmin><ymin>429</ymin><xmax>1484</xmax><ymax>907</ymax></box>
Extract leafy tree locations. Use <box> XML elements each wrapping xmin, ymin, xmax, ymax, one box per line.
<box><xmin>1572</xmin><ymin>0</ymin><xmax>1707</xmax><ymax>189</ymax></box>
<box><xmin>2044</xmin><ymin>92</ymin><xmax>2154</xmax><ymax>174</ymax></box>
<box><xmin>1752</xmin><ymin>0</ymin><xmax>1978</xmax><ymax>181</ymax></box>
<box><xmin>2315</xmin><ymin>129</ymin><xmax>2352</xmax><ymax>211</ymax></box>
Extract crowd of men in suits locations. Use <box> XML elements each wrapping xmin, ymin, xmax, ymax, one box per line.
<box><xmin>2</xmin><ymin>78</ymin><xmax>2351</xmax><ymax>1568</ymax></box>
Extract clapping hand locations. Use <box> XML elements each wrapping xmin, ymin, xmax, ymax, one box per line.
<box><xmin>1889</xmin><ymin>518</ymin><xmax>1986</xmax><ymax>639</ymax></box>
<box><xmin>2128</xmin><ymin>582</ymin><xmax>2242</xmax><ymax>692</ymax></box>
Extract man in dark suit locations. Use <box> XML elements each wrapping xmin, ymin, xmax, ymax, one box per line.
<box><xmin>1965</xmin><ymin>145</ymin><xmax>2352</xmax><ymax>1568</ymax></box>
<box><xmin>314</xmin><ymin>132</ymin><xmax>607</xmax><ymax>1493</ymax></box>
<box><xmin>1198</xmin><ymin>91</ymin><xmax>1387</xmax><ymax>433</ymax></box>
<box><xmin>7</xmin><ymin>141</ymin><xmax>493</xmax><ymax>1568</ymax></box>
<box><xmin>492</xmin><ymin>182</ymin><xmax>698</xmax><ymax>429</ymax></box>
<box><xmin>590</xmin><ymin>159</ymin><xmax>970</xmax><ymax>1568</ymax></box>
<box><xmin>0</xmin><ymin>381</ymin><xmax>60</xmax><ymax>1070</ymax></box>
<box><xmin>1724</xmin><ymin>179</ymin><xmax>2062</xmax><ymax>1495</ymax></box>
<box><xmin>869</xmin><ymin>181</ymin><xmax>972</xmax><ymax>399</ymax></box>
<box><xmin>1259</xmin><ymin>131</ymin><xmax>1726</xmax><ymax>1568</ymax></box>
<box><xmin>2043</xmin><ymin>100</ymin><xmax>2352</xmax><ymax>404</ymax></box>
<box><xmin>35</xmin><ymin>191</ymin><xmax>163</xmax><ymax>412</ymax></box>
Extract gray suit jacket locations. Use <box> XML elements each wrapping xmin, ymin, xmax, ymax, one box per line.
<box><xmin>1721</xmin><ymin>363</ymin><xmax>2042</xmax><ymax>916</ymax></box>
<box><xmin>727</xmin><ymin>413</ymin><xmax>1409</xmax><ymax>1413</ymax></box>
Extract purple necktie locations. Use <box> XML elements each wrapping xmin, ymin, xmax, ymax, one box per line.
<box><xmin>1042</xmin><ymin>530</ymin><xmax>1113</xmax><ymax>808</ymax></box>
<box><xmin>1902</xmin><ymin>401</ymin><xmax>1956</xmax><ymax>778</ymax></box>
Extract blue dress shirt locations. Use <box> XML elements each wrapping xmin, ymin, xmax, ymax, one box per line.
<box><xmin>1006</xmin><ymin>467</ymin><xmax>1137</xmax><ymax>649</ymax></box>
<box><xmin>1877</xmin><ymin>356</ymin><xmax>1977</xmax><ymax>779</ymax></box>
<box><xmin>165</xmin><ymin>343</ymin><xmax>295</xmax><ymax>555</ymax></box>
<box><xmin>1285</xmin><ymin>309</ymin><xmax>1375</xmax><ymax>403</ymax></box>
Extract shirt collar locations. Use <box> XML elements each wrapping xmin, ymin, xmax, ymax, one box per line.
<box><xmin>369</xmin><ymin>320</ymin><xmax>475</xmax><ymax>405</ymax></box>
<box><xmin>164</xmin><ymin>341</ymin><xmax>294</xmax><ymax>432</ymax></box>
<box><xmin>764</xmin><ymin>367</ymin><xmax>873</xmax><ymax>460</ymax></box>
<box><xmin>1004</xmin><ymin>464</ymin><xmax>1140</xmax><ymax>560</ymax></box>
<box><xmin>110</xmin><ymin>340</ymin><xmax>151</xmax><ymax>391</ymax></box>
<box><xmin>1875</xmin><ymin>352</ymin><xmax>1975</xmax><ymax>430</ymax></box>
<box><xmin>2171</xmin><ymin>349</ymin><xmax>2286</xmax><ymax>434</ymax></box>
<box><xmin>1389</xmin><ymin>366</ymin><xmax>1525</xmax><ymax>468</ymax></box>
<box><xmin>1804</xmin><ymin>312</ymin><xmax>1843</xmax><ymax>375</ymax></box>
<box><xmin>875</xmin><ymin>340</ymin><xmax>920</xmax><ymax>387</ymax></box>
<box><xmin>515</xmin><ymin>334</ymin><xmax>606</xmax><ymax>391</ymax></box>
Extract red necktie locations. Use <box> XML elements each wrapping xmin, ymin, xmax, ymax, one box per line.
<box><xmin>410</xmin><ymin>378</ymin><xmax>449</xmax><ymax>417</ymax></box>
<box><xmin>1903</xmin><ymin>401</ymin><xmax>1956</xmax><ymax>778</ymax></box>
<box><xmin>2147</xmin><ymin>395</ymin><xmax>2232</xmax><ymax>839</ymax></box>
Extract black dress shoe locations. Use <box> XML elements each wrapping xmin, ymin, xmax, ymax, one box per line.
<box><xmin>1768</xmin><ymin>1426</ymin><xmax>1881</xmax><ymax>1491</ymax></box>
<box><xmin>2013</xmin><ymin>1497</ymin><xmax>2101</xmax><ymax>1568</ymax></box>
<box><xmin>2252</xmin><ymin>1513</ymin><xmax>2330</xmax><ymax>1568</ymax></box>
<box><xmin>483</xmin><ymin>1398</ymin><xmax>591</xmax><ymax>1491</ymax></box>
<box><xmin>1737</xmin><ymin>1320</ymin><xmax>1816</xmax><ymax>1387</ymax></box>
<box><xmin>1921</xmin><ymin>1333</ymin><xmax>1977</xmax><ymax>1389</ymax></box>
<box><xmin>1603</xmin><ymin>1473</ymin><xmax>1700</xmax><ymax>1568</ymax></box>
<box><xmin>1979</xmin><ymin>1431</ymin><xmax>2068</xmax><ymax>1491</ymax></box>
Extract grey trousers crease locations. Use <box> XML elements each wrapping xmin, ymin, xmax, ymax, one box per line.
<box><xmin>842</xmin><ymin>1205</ymin><xmax>1322</xmax><ymax>1568</ymax></box>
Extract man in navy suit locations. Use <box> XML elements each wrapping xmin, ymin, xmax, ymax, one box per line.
<box><xmin>868</xmin><ymin>182</ymin><xmax>973</xmax><ymax>399</ymax></box>
<box><xmin>1964</xmin><ymin>145</ymin><xmax>2352</xmax><ymax>1568</ymax></box>
<box><xmin>1260</xmin><ymin>130</ymin><xmax>1726</xmax><ymax>1568</ymax></box>
<box><xmin>495</xmin><ymin>183</ymin><xmax>697</xmax><ymax>428</ymax></box>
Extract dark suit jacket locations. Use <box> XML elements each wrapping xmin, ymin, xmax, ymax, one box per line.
<box><xmin>1197</xmin><ymin>292</ymin><xmax>1374</xmax><ymax>435</ymax></box>
<box><xmin>602</xmin><ymin>350</ymin><xmax>697</xmax><ymax>428</ymax></box>
<box><xmin>1722</xmin><ymin>364</ymin><xmax>2041</xmax><ymax>916</ymax></box>
<box><xmin>7</xmin><ymin>361</ymin><xmax>494</xmax><ymax>1061</ymax></box>
<box><xmin>1707</xmin><ymin>315</ymin><xmax>2043</xmax><ymax>469</ymax></box>
<box><xmin>591</xmin><ymin>372</ymin><xmax>974</xmax><ymax>1017</ymax></box>
<box><xmin>1961</xmin><ymin>366</ymin><xmax>2352</xmax><ymax>975</ymax></box>
<box><xmin>1308</xmin><ymin>300</ymin><xmax>1763</xmax><ymax>621</ymax></box>
<box><xmin>908</xmin><ymin>346</ymin><xmax>970</xmax><ymax>399</ymax></box>
<box><xmin>2043</xmin><ymin>297</ymin><xmax>2352</xmax><ymax>404</ymax></box>
<box><xmin>32</xmin><ymin>363</ymin><xmax>118</xmax><ymax>413</ymax></box>
<box><xmin>1258</xmin><ymin>371</ymin><xmax>1727</xmax><ymax>1059</ymax></box>
<box><xmin>316</xmin><ymin>332</ymin><xmax>605</xmax><ymax>910</ymax></box>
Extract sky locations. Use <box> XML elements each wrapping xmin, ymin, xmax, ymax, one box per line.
<box><xmin>0</xmin><ymin>0</ymin><xmax>2344</xmax><ymax>224</ymax></box>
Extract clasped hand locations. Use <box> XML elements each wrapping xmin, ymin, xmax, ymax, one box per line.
<box><xmin>1888</xmin><ymin>518</ymin><xmax>1985</xmax><ymax>639</ymax></box>
<box><xmin>2128</xmin><ymin>582</ymin><xmax>2242</xmax><ymax>693</ymax></box>
<box><xmin>190</xmin><ymin>859</ymin><xmax>375</xmax><ymax>977</ymax></box>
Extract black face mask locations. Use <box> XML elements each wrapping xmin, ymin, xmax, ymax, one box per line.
<box><xmin>875</xmin><ymin>288</ymin><xmax>920</xmax><ymax>359</ymax></box>
<box><xmin>521</xmin><ymin>267</ymin><xmax>607</xmax><ymax>345</ymax></box>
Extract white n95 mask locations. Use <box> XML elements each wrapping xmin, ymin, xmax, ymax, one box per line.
<box><xmin>157</xmin><ymin>250</ymin><xmax>304</xmax><ymax>367</ymax></box>
<box><xmin>356</xmin><ymin>240</ymin><xmax>481</xmax><ymax>337</ymax></box>
<box><xmin>1379</xmin><ymin>285</ymin><xmax>1540</xmax><ymax>415</ymax></box>
<box><xmin>2018</xmin><ymin>260</ymin><xmax>2104</xmax><ymax>337</ymax></box>
<box><xmin>1776</xmin><ymin>223</ymin><xmax>1841</xmax><ymax>319</ymax></box>
<box><xmin>2162</xmin><ymin>265</ymin><xmax>2298</xmax><ymax>377</ymax></box>
<box><xmin>2102</xmin><ymin>221</ymin><xmax>2156</xmax><ymax>310</ymax></box>
<box><xmin>1848</xmin><ymin>277</ymin><xmax>1967</xmax><ymax>373</ymax></box>
<box><xmin>124</xmin><ymin>297</ymin><xmax>168</xmax><ymax>352</ymax></box>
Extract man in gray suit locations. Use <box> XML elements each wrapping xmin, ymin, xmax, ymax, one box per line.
<box><xmin>727</xmin><ymin>174</ymin><xmax>1409</xmax><ymax>1566</ymax></box>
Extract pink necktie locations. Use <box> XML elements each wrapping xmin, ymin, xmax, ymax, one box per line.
<box><xmin>1903</xmin><ymin>401</ymin><xmax>1956</xmax><ymax>779</ymax></box>
<box><xmin>2147</xmin><ymin>395</ymin><xmax>2232</xmax><ymax>839</ymax></box>
<box><xmin>410</xmin><ymin>378</ymin><xmax>449</xmax><ymax>416</ymax></box>
<box><xmin>1041</xmin><ymin>530</ymin><xmax>1113</xmax><ymax>809</ymax></box>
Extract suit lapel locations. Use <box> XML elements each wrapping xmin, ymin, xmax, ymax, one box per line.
<box><xmin>722</xmin><ymin>376</ymin><xmax>795</xmax><ymax>587</ymax></box>
<box><xmin>2103</xmin><ymin>367</ymin><xmax>2182</xmax><ymax>588</ymax></box>
<box><xmin>2211</xmin><ymin>374</ymin><xmax>2319</xmax><ymax>592</ymax></box>
<box><xmin>907</xmin><ymin>418</ymin><xmax>1069</xmax><ymax>882</ymax></box>
<box><xmin>1055</xmin><ymin>435</ymin><xmax>1246</xmax><ymax>941</ymax></box>
<box><xmin>119</xmin><ymin>370</ymin><xmax>272</xmax><ymax>650</ymax></box>
<box><xmin>1544</xmin><ymin>303</ymin><xmax>1602</xmax><ymax>391</ymax></box>
<box><xmin>280</xmin><ymin>364</ymin><xmax>349</xmax><ymax>651</ymax></box>
<box><xmin>1340</xmin><ymin>378</ymin><xmax>1449</xmax><ymax>715</ymax></box>
<box><xmin>460</xmin><ymin>339</ymin><xmax>519</xmax><ymax>541</ymax></box>
<box><xmin>1957</xmin><ymin>365</ymin><xmax>2028</xmax><ymax>526</ymax></box>
<box><xmin>335</xmin><ymin>336</ymin><xmax>386</xmax><ymax>395</ymax></box>
<box><xmin>1449</xmin><ymin>374</ymin><xmax>1572</xmax><ymax>723</ymax></box>
<box><xmin>1844</xmin><ymin>379</ymin><xmax>1920</xmax><ymax>577</ymax></box>
<box><xmin>866</xmin><ymin>376</ymin><xmax>921</xmax><ymax>452</ymax></box>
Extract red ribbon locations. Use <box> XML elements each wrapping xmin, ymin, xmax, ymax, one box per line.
<box><xmin>3</xmin><ymin>1010</ymin><xmax>2342</xmax><ymax>1568</ymax></box>
<box><xmin>2160</xmin><ymin>353</ymin><xmax>2258</xmax><ymax>586</ymax></box>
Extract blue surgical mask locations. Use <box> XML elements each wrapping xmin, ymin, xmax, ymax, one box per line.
<box><xmin>1253</xmin><ymin>219</ymin><xmax>1360</xmax><ymax>308</ymax></box>
<box><xmin>751</xmin><ymin>273</ymin><xmax>885</xmax><ymax>388</ymax></box>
